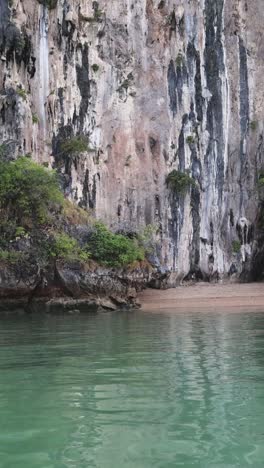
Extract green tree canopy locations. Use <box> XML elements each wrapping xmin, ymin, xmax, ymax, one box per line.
<box><xmin>0</xmin><ymin>157</ymin><xmax>63</xmax><ymax>225</ymax></box>
<box><xmin>89</xmin><ymin>223</ymin><xmax>144</xmax><ymax>267</ymax></box>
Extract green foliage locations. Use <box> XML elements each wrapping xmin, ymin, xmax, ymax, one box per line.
<box><xmin>92</xmin><ymin>64</ymin><xmax>99</xmax><ymax>72</ymax></box>
<box><xmin>0</xmin><ymin>220</ymin><xmax>17</xmax><ymax>249</ymax></box>
<box><xmin>166</xmin><ymin>170</ymin><xmax>195</xmax><ymax>194</ymax></box>
<box><xmin>232</xmin><ymin>240</ymin><xmax>241</xmax><ymax>253</ymax></box>
<box><xmin>250</xmin><ymin>121</ymin><xmax>258</xmax><ymax>131</ymax></box>
<box><xmin>50</xmin><ymin>233</ymin><xmax>78</xmax><ymax>258</ymax></box>
<box><xmin>78</xmin><ymin>249</ymin><xmax>91</xmax><ymax>263</ymax></box>
<box><xmin>0</xmin><ymin>144</ymin><xmax>6</xmax><ymax>159</ymax></box>
<box><xmin>50</xmin><ymin>232</ymin><xmax>90</xmax><ymax>262</ymax></box>
<box><xmin>94</xmin><ymin>8</ymin><xmax>103</xmax><ymax>20</ymax></box>
<box><xmin>16</xmin><ymin>87</ymin><xmax>27</xmax><ymax>101</ymax></box>
<box><xmin>89</xmin><ymin>222</ymin><xmax>144</xmax><ymax>267</ymax></box>
<box><xmin>186</xmin><ymin>135</ymin><xmax>196</xmax><ymax>145</ymax></box>
<box><xmin>60</xmin><ymin>136</ymin><xmax>89</xmax><ymax>156</ymax></box>
<box><xmin>0</xmin><ymin>155</ymin><xmax>146</xmax><ymax>270</ymax></box>
<box><xmin>0</xmin><ymin>249</ymin><xmax>24</xmax><ymax>264</ymax></box>
<box><xmin>0</xmin><ymin>250</ymin><xmax>9</xmax><ymax>262</ymax></box>
<box><xmin>258</xmin><ymin>178</ymin><xmax>264</xmax><ymax>188</ymax></box>
<box><xmin>0</xmin><ymin>157</ymin><xmax>63</xmax><ymax>225</ymax></box>
<box><xmin>15</xmin><ymin>226</ymin><xmax>27</xmax><ymax>238</ymax></box>
<box><xmin>32</xmin><ymin>114</ymin><xmax>39</xmax><ymax>124</ymax></box>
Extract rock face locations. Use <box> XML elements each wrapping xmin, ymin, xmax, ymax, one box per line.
<box><xmin>1</xmin><ymin>0</ymin><xmax>264</xmax><ymax>281</ymax></box>
<box><xmin>0</xmin><ymin>260</ymin><xmax>166</xmax><ymax>312</ymax></box>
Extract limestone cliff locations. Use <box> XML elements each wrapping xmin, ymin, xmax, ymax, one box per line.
<box><xmin>1</xmin><ymin>0</ymin><xmax>264</xmax><ymax>282</ymax></box>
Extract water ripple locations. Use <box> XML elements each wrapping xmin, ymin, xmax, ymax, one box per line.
<box><xmin>0</xmin><ymin>311</ymin><xmax>264</xmax><ymax>467</ymax></box>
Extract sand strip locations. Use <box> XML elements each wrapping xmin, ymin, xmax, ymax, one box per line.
<box><xmin>139</xmin><ymin>283</ymin><xmax>264</xmax><ymax>313</ymax></box>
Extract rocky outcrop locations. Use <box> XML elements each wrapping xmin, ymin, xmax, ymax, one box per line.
<box><xmin>0</xmin><ymin>260</ymin><xmax>169</xmax><ymax>312</ymax></box>
<box><xmin>1</xmin><ymin>0</ymin><xmax>264</xmax><ymax>282</ymax></box>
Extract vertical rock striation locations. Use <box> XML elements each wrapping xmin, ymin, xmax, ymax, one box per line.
<box><xmin>0</xmin><ymin>0</ymin><xmax>264</xmax><ymax>282</ymax></box>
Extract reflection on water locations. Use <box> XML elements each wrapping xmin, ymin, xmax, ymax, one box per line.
<box><xmin>0</xmin><ymin>310</ymin><xmax>264</xmax><ymax>467</ymax></box>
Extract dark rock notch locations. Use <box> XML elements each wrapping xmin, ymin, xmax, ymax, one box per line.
<box><xmin>76</xmin><ymin>43</ymin><xmax>90</xmax><ymax>130</ymax></box>
<box><xmin>238</xmin><ymin>37</ymin><xmax>249</xmax><ymax>210</ymax></box>
<box><xmin>167</xmin><ymin>58</ymin><xmax>187</xmax><ymax>117</ymax></box>
<box><xmin>204</xmin><ymin>0</ymin><xmax>225</xmax><ymax>203</ymax></box>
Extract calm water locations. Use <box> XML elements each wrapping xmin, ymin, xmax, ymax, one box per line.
<box><xmin>1</xmin><ymin>310</ymin><xmax>264</xmax><ymax>468</ymax></box>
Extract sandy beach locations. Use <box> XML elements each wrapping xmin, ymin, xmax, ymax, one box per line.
<box><xmin>139</xmin><ymin>283</ymin><xmax>264</xmax><ymax>313</ymax></box>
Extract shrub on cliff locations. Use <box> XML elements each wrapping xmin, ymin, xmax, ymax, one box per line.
<box><xmin>0</xmin><ymin>156</ymin><xmax>63</xmax><ymax>226</ymax></box>
<box><xmin>60</xmin><ymin>136</ymin><xmax>89</xmax><ymax>157</ymax></box>
<box><xmin>0</xmin><ymin>249</ymin><xmax>24</xmax><ymax>264</ymax></box>
<box><xmin>232</xmin><ymin>240</ymin><xmax>241</xmax><ymax>254</ymax></box>
<box><xmin>166</xmin><ymin>170</ymin><xmax>195</xmax><ymax>194</ymax></box>
<box><xmin>0</xmin><ymin>157</ymin><xmax>147</xmax><ymax>270</ymax></box>
<box><xmin>89</xmin><ymin>222</ymin><xmax>144</xmax><ymax>267</ymax></box>
<box><xmin>49</xmin><ymin>232</ymin><xmax>90</xmax><ymax>263</ymax></box>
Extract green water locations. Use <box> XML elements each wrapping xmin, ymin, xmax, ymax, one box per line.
<box><xmin>1</xmin><ymin>310</ymin><xmax>264</xmax><ymax>467</ymax></box>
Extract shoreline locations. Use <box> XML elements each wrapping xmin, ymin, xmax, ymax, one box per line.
<box><xmin>139</xmin><ymin>283</ymin><xmax>264</xmax><ymax>313</ymax></box>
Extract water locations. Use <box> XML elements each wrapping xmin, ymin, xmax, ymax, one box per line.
<box><xmin>1</xmin><ymin>310</ymin><xmax>264</xmax><ymax>467</ymax></box>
